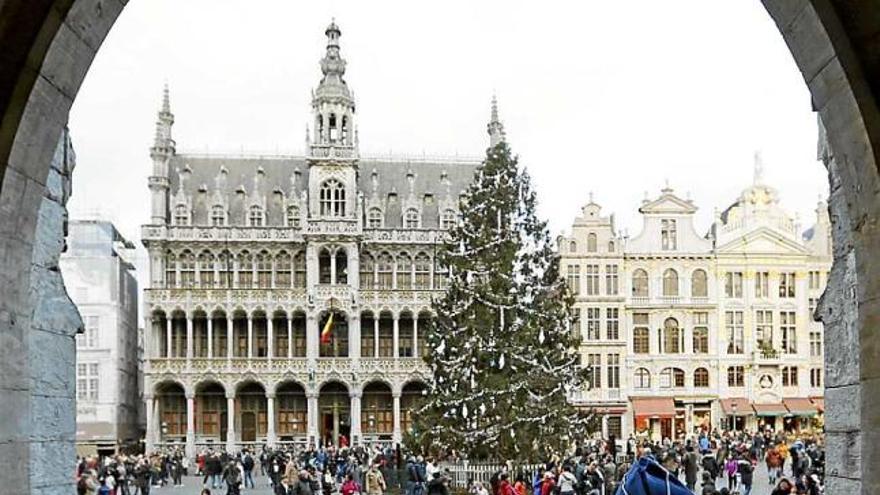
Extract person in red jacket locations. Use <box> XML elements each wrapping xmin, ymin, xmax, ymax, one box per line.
<box><xmin>540</xmin><ymin>472</ymin><xmax>555</xmax><ymax>495</ymax></box>
<box><xmin>497</xmin><ymin>473</ymin><xmax>517</xmax><ymax>495</ymax></box>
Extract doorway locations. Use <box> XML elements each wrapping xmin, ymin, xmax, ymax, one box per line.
<box><xmin>241</xmin><ymin>412</ymin><xmax>257</xmax><ymax>442</ymax></box>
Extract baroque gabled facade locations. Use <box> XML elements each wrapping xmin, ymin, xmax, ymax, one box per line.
<box><xmin>560</xmin><ymin>157</ymin><xmax>830</xmax><ymax>441</ymax></box>
<box><xmin>141</xmin><ymin>21</ymin><xmax>481</xmax><ymax>455</ymax></box>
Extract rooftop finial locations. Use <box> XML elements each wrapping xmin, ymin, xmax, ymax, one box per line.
<box><xmin>162</xmin><ymin>82</ymin><xmax>171</xmax><ymax>114</ymax></box>
<box><xmin>753</xmin><ymin>150</ymin><xmax>765</xmax><ymax>185</ymax></box>
<box><xmin>487</xmin><ymin>93</ymin><xmax>506</xmax><ymax>147</ymax></box>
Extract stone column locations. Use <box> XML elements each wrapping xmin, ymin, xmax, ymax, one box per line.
<box><xmin>268</xmin><ymin>315</ymin><xmax>274</xmax><ymax>359</ymax></box>
<box><xmin>247</xmin><ymin>313</ymin><xmax>254</xmax><ymax>359</ymax></box>
<box><xmin>307</xmin><ymin>314</ymin><xmax>319</xmax><ymax>360</ymax></box>
<box><xmin>413</xmin><ymin>316</ymin><xmax>419</xmax><ymax>357</ymax></box>
<box><xmin>145</xmin><ymin>394</ymin><xmax>156</xmax><ymax>453</ymax></box>
<box><xmin>350</xmin><ymin>390</ymin><xmax>362</xmax><ymax>444</ymax></box>
<box><xmin>226</xmin><ymin>392</ymin><xmax>236</xmax><ymax>453</ymax></box>
<box><xmin>330</xmin><ymin>250</ymin><xmax>337</xmax><ymax>285</ymax></box>
<box><xmin>166</xmin><ymin>317</ymin><xmax>173</xmax><ymax>358</ymax></box>
<box><xmin>186</xmin><ymin>392</ymin><xmax>196</xmax><ymax>458</ymax></box>
<box><xmin>393</xmin><ymin>314</ymin><xmax>400</xmax><ymax>358</ymax></box>
<box><xmin>207</xmin><ymin>317</ymin><xmax>214</xmax><ymax>359</ymax></box>
<box><xmin>186</xmin><ymin>314</ymin><xmax>194</xmax><ymax>361</ymax></box>
<box><xmin>374</xmin><ymin>317</ymin><xmax>379</xmax><ymax>358</ymax></box>
<box><xmin>307</xmin><ymin>391</ymin><xmax>319</xmax><ymax>446</ymax></box>
<box><xmin>227</xmin><ymin>317</ymin><xmax>234</xmax><ymax>363</ymax></box>
<box><xmin>350</xmin><ymin>313</ymin><xmax>361</xmax><ymax>361</ymax></box>
<box><xmin>267</xmin><ymin>392</ymin><xmax>277</xmax><ymax>447</ymax></box>
<box><xmin>392</xmin><ymin>391</ymin><xmax>402</xmax><ymax>444</ymax></box>
<box><xmin>287</xmin><ymin>316</ymin><xmax>293</xmax><ymax>358</ymax></box>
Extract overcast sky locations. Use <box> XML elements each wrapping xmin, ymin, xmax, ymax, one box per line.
<box><xmin>68</xmin><ymin>0</ymin><xmax>827</xmax><ymax>256</ymax></box>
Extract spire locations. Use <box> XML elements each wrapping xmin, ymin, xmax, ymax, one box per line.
<box><xmin>487</xmin><ymin>94</ymin><xmax>506</xmax><ymax>147</ymax></box>
<box><xmin>151</xmin><ymin>83</ymin><xmax>175</xmax><ymax>155</ymax></box>
<box><xmin>319</xmin><ymin>18</ymin><xmax>347</xmax><ymax>84</ymax></box>
<box><xmin>753</xmin><ymin>150</ymin><xmax>765</xmax><ymax>185</ymax></box>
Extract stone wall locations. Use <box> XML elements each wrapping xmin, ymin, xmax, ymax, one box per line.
<box><xmin>28</xmin><ymin>129</ymin><xmax>81</xmax><ymax>494</ymax></box>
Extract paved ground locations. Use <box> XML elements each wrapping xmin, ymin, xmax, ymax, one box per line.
<box><xmin>152</xmin><ymin>463</ymin><xmax>789</xmax><ymax>495</ymax></box>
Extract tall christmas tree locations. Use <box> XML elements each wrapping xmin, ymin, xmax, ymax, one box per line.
<box><xmin>411</xmin><ymin>98</ymin><xmax>594</xmax><ymax>461</ymax></box>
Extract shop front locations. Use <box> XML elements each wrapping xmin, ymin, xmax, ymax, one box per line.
<box><xmin>782</xmin><ymin>398</ymin><xmax>820</xmax><ymax>433</ymax></box>
<box><xmin>719</xmin><ymin>398</ymin><xmax>750</xmax><ymax>432</ymax></box>
<box><xmin>753</xmin><ymin>402</ymin><xmax>788</xmax><ymax>432</ymax></box>
<box><xmin>631</xmin><ymin>397</ymin><xmax>676</xmax><ymax>441</ymax></box>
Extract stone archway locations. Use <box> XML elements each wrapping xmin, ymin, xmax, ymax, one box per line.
<box><xmin>0</xmin><ymin>2</ymin><xmax>878</xmax><ymax>493</ymax></box>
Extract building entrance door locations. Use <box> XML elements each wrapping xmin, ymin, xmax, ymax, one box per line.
<box><xmin>241</xmin><ymin>412</ymin><xmax>257</xmax><ymax>442</ymax></box>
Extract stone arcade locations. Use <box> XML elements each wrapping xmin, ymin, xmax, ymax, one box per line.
<box><xmin>141</xmin><ymin>21</ymin><xmax>481</xmax><ymax>455</ymax></box>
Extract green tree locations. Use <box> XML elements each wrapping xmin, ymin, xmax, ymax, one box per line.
<box><xmin>411</xmin><ymin>135</ymin><xmax>594</xmax><ymax>462</ymax></box>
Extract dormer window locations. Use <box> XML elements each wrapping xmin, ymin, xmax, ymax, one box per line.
<box><xmin>320</xmin><ymin>179</ymin><xmax>346</xmax><ymax>217</ymax></box>
<box><xmin>404</xmin><ymin>208</ymin><xmax>420</xmax><ymax>229</ymax></box>
<box><xmin>249</xmin><ymin>205</ymin><xmax>264</xmax><ymax>227</ymax></box>
<box><xmin>661</xmin><ymin>219</ymin><xmax>677</xmax><ymax>250</ymax></box>
<box><xmin>211</xmin><ymin>205</ymin><xmax>225</xmax><ymax>226</ymax></box>
<box><xmin>173</xmin><ymin>205</ymin><xmax>189</xmax><ymax>226</ymax></box>
<box><xmin>440</xmin><ymin>209</ymin><xmax>456</xmax><ymax>230</ymax></box>
<box><xmin>368</xmin><ymin>207</ymin><xmax>383</xmax><ymax>228</ymax></box>
<box><xmin>287</xmin><ymin>205</ymin><xmax>301</xmax><ymax>228</ymax></box>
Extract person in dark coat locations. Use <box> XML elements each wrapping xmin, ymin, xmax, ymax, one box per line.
<box><xmin>682</xmin><ymin>446</ymin><xmax>700</xmax><ymax>491</ymax></box>
<box><xmin>700</xmin><ymin>472</ymin><xmax>718</xmax><ymax>495</ymax></box>
<box><xmin>426</xmin><ymin>472</ymin><xmax>449</xmax><ymax>495</ymax></box>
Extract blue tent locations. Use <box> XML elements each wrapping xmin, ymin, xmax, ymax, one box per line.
<box><xmin>615</xmin><ymin>456</ymin><xmax>693</xmax><ymax>495</ymax></box>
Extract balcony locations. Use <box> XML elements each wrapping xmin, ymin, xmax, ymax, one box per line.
<box><xmin>144</xmin><ymin>288</ymin><xmax>308</xmax><ymax>307</ymax></box>
<box><xmin>147</xmin><ymin>356</ymin><xmax>429</xmax><ymax>375</ymax></box>
<box><xmin>141</xmin><ymin>225</ymin><xmax>305</xmax><ymax>243</ymax></box>
<box><xmin>361</xmin><ymin>229</ymin><xmax>450</xmax><ymax>244</ymax></box>
<box><xmin>753</xmin><ymin>342</ymin><xmax>781</xmax><ymax>364</ymax></box>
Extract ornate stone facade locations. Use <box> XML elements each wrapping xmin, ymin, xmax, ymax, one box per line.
<box><xmin>560</xmin><ymin>157</ymin><xmax>831</xmax><ymax>440</ymax></box>
<box><xmin>141</xmin><ymin>21</ymin><xmax>480</xmax><ymax>455</ymax></box>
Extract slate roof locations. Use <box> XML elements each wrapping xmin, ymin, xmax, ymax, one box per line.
<box><xmin>167</xmin><ymin>153</ymin><xmax>481</xmax><ymax>228</ymax></box>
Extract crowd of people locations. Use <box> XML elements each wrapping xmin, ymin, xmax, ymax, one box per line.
<box><xmin>74</xmin><ymin>429</ymin><xmax>825</xmax><ymax>495</ymax></box>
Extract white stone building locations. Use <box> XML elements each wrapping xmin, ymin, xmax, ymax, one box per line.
<box><xmin>141</xmin><ymin>21</ymin><xmax>481</xmax><ymax>455</ymax></box>
<box><xmin>61</xmin><ymin>219</ymin><xmax>141</xmax><ymax>455</ymax></box>
<box><xmin>560</xmin><ymin>160</ymin><xmax>830</xmax><ymax>440</ymax></box>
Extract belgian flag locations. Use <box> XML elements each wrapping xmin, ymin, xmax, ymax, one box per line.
<box><xmin>320</xmin><ymin>313</ymin><xmax>334</xmax><ymax>344</ymax></box>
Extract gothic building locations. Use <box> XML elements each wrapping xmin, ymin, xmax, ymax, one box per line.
<box><xmin>141</xmin><ymin>21</ymin><xmax>482</xmax><ymax>455</ymax></box>
<box><xmin>560</xmin><ymin>157</ymin><xmax>830</xmax><ymax>440</ymax></box>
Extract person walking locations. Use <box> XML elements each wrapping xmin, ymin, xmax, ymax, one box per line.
<box><xmin>365</xmin><ymin>463</ymin><xmax>387</xmax><ymax>495</ymax></box>
<box><xmin>724</xmin><ymin>456</ymin><xmax>738</xmax><ymax>491</ymax></box>
<box><xmin>765</xmin><ymin>445</ymin><xmax>783</xmax><ymax>485</ymax></box>
<box><xmin>242</xmin><ymin>451</ymin><xmax>256</xmax><ymax>489</ymax></box>
<box><xmin>682</xmin><ymin>446</ymin><xmax>699</xmax><ymax>492</ymax></box>
<box><xmin>223</xmin><ymin>460</ymin><xmax>243</xmax><ymax>495</ymax></box>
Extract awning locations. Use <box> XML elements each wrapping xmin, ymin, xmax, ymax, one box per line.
<box><xmin>784</xmin><ymin>398</ymin><xmax>819</xmax><ymax>416</ymax></box>
<box><xmin>753</xmin><ymin>403</ymin><xmax>788</xmax><ymax>416</ymax></box>
<box><xmin>719</xmin><ymin>398</ymin><xmax>750</xmax><ymax>415</ymax></box>
<box><xmin>631</xmin><ymin>397</ymin><xmax>676</xmax><ymax>418</ymax></box>
<box><xmin>811</xmin><ymin>397</ymin><xmax>825</xmax><ymax>413</ymax></box>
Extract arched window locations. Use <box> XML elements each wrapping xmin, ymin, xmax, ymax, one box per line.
<box><xmin>179</xmin><ymin>250</ymin><xmax>195</xmax><ymax>288</ymax></box>
<box><xmin>569</xmin><ymin>241</ymin><xmax>578</xmax><ymax>253</ymax></box>
<box><xmin>217</xmin><ymin>250</ymin><xmax>232</xmax><ymax>288</ymax></box>
<box><xmin>360</xmin><ymin>252</ymin><xmax>375</xmax><ymax>289</ymax></box>
<box><xmin>335</xmin><ymin>248</ymin><xmax>348</xmax><ymax>285</ymax></box>
<box><xmin>320</xmin><ymin>180</ymin><xmax>346</xmax><ymax>217</ymax></box>
<box><xmin>414</xmin><ymin>253</ymin><xmax>431</xmax><ymax>289</ymax></box>
<box><xmin>440</xmin><ymin>209</ymin><xmax>456</xmax><ymax>229</ymax></box>
<box><xmin>319</xmin><ymin>248</ymin><xmax>332</xmax><ymax>284</ymax></box>
<box><xmin>663</xmin><ymin>317</ymin><xmax>682</xmax><ymax>354</ymax></box>
<box><xmin>396</xmin><ymin>253</ymin><xmax>413</xmax><ymax>289</ymax></box>
<box><xmin>256</xmin><ymin>251</ymin><xmax>272</xmax><ymax>288</ymax></box>
<box><xmin>210</xmin><ymin>205</ymin><xmax>225</xmax><ymax>226</ymax></box>
<box><xmin>165</xmin><ymin>250</ymin><xmax>177</xmax><ymax>288</ymax></box>
<box><xmin>608</xmin><ymin>240</ymin><xmax>615</xmax><ymax>252</ymax></box>
<box><xmin>173</xmin><ymin>204</ymin><xmax>189</xmax><ymax>226</ymax></box>
<box><xmin>662</xmin><ymin>268</ymin><xmax>679</xmax><ymax>296</ymax></box>
<box><xmin>293</xmin><ymin>251</ymin><xmax>306</xmax><ymax>288</ymax></box>
<box><xmin>694</xmin><ymin>368</ymin><xmax>709</xmax><ymax>388</ymax></box>
<box><xmin>367</xmin><ymin>207</ymin><xmax>383</xmax><ymax>228</ymax></box>
<box><xmin>286</xmin><ymin>205</ymin><xmax>300</xmax><ymax>228</ymax></box>
<box><xmin>404</xmin><ymin>208</ymin><xmax>420</xmax><ymax>229</ymax></box>
<box><xmin>248</xmin><ymin>205</ymin><xmax>264</xmax><ymax>227</ymax></box>
<box><xmin>275</xmin><ymin>251</ymin><xmax>291</xmax><ymax>288</ymax></box>
<box><xmin>634</xmin><ymin>368</ymin><xmax>651</xmax><ymax>389</ymax></box>
<box><xmin>198</xmin><ymin>251</ymin><xmax>215</xmax><ymax>288</ymax></box>
<box><xmin>660</xmin><ymin>367</ymin><xmax>685</xmax><ymax>388</ymax></box>
<box><xmin>691</xmin><ymin>269</ymin><xmax>708</xmax><ymax>298</ymax></box>
<box><xmin>587</xmin><ymin>233</ymin><xmax>598</xmax><ymax>252</ymax></box>
<box><xmin>632</xmin><ymin>269</ymin><xmax>649</xmax><ymax>297</ymax></box>
<box><xmin>238</xmin><ymin>251</ymin><xmax>253</xmax><ymax>288</ymax></box>
<box><xmin>377</xmin><ymin>252</ymin><xmax>393</xmax><ymax>289</ymax></box>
